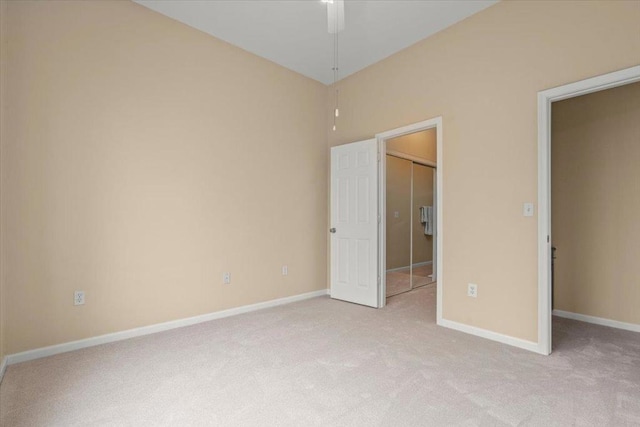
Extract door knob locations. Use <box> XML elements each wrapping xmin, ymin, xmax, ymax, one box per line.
<box><xmin>329</xmin><ymin>228</ymin><xmax>336</xmax><ymax>233</ymax></box>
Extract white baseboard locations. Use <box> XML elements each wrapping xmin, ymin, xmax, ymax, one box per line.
<box><xmin>5</xmin><ymin>289</ymin><xmax>329</xmax><ymax>367</ymax></box>
<box><xmin>553</xmin><ymin>310</ymin><xmax>640</xmax><ymax>333</ymax></box>
<box><xmin>438</xmin><ymin>318</ymin><xmax>544</xmax><ymax>354</ymax></box>
<box><xmin>386</xmin><ymin>261</ymin><xmax>432</xmax><ymax>273</ymax></box>
<box><xmin>0</xmin><ymin>356</ymin><xmax>7</xmax><ymax>385</ymax></box>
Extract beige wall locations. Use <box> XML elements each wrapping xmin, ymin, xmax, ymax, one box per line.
<box><xmin>552</xmin><ymin>82</ymin><xmax>640</xmax><ymax>325</ymax></box>
<box><xmin>412</xmin><ymin>164</ymin><xmax>434</xmax><ymax>265</ymax></box>
<box><xmin>329</xmin><ymin>0</ymin><xmax>640</xmax><ymax>341</ymax></box>
<box><xmin>387</xmin><ymin>129</ymin><xmax>436</xmax><ymax>163</ymax></box>
<box><xmin>1</xmin><ymin>1</ymin><xmax>327</xmax><ymax>354</ymax></box>
<box><xmin>385</xmin><ymin>155</ymin><xmax>411</xmax><ymax>270</ymax></box>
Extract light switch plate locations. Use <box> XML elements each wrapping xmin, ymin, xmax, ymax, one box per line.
<box><xmin>523</xmin><ymin>203</ymin><xmax>534</xmax><ymax>217</ymax></box>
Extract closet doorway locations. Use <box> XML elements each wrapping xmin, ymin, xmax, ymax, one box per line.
<box><xmin>385</xmin><ymin>129</ymin><xmax>437</xmax><ymax>297</ymax></box>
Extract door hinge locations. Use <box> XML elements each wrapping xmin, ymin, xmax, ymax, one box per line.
<box><xmin>378</xmin><ymin>215</ymin><xmax>381</xmax><ymax>224</ymax></box>
<box><xmin>377</xmin><ymin>276</ymin><xmax>381</xmax><ymax>285</ymax></box>
<box><xmin>377</xmin><ymin>151</ymin><xmax>381</xmax><ymax>162</ymax></box>
<box><xmin>547</xmin><ymin>235</ymin><xmax>550</xmax><ymax>243</ymax></box>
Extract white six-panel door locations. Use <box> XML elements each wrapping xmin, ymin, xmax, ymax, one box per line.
<box><xmin>330</xmin><ymin>139</ymin><xmax>379</xmax><ymax>308</ymax></box>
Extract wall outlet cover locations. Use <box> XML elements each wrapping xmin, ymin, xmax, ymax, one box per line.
<box><xmin>467</xmin><ymin>283</ymin><xmax>478</xmax><ymax>298</ymax></box>
<box><xmin>74</xmin><ymin>291</ymin><xmax>85</xmax><ymax>305</ymax></box>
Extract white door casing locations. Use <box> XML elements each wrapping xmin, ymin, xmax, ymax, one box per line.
<box><xmin>537</xmin><ymin>65</ymin><xmax>640</xmax><ymax>355</ymax></box>
<box><xmin>330</xmin><ymin>139</ymin><xmax>379</xmax><ymax>308</ymax></box>
<box><xmin>377</xmin><ymin>117</ymin><xmax>442</xmax><ymax>313</ymax></box>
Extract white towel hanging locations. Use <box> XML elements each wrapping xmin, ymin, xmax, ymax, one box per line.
<box><xmin>420</xmin><ymin>206</ymin><xmax>427</xmax><ymax>223</ymax></box>
<box><xmin>420</xmin><ymin>206</ymin><xmax>433</xmax><ymax>236</ymax></box>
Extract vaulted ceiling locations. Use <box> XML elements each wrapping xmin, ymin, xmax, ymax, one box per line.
<box><xmin>134</xmin><ymin>0</ymin><xmax>498</xmax><ymax>85</ymax></box>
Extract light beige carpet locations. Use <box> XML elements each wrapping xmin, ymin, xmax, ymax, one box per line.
<box><xmin>1</xmin><ymin>285</ymin><xmax>639</xmax><ymax>426</ymax></box>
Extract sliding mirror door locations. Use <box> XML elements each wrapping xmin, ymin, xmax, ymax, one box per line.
<box><xmin>386</xmin><ymin>155</ymin><xmax>412</xmax><ymax>296</ymax></box>
<box><xmin>411</xmin><ymin>164</ymin><xmax>435</xmax><ymax>288</ymax></box>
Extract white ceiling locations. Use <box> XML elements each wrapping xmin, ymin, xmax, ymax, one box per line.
<box><xmin>134</xmin><ymin>0</ymin><xmax>498</xmax><ymax>85</ymax></box>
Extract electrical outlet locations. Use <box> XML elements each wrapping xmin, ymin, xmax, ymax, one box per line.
<box><xmin>74</xmin><ymin>291</ymin><xmax>85</xmax><ymax>305</ymax></box>
<box><xmin>467</xmin><ymin>283</ymin><xmax>478</xmax><ymax>298</ymax></box>
<box><xmin>223</xmin><ymin>272</ymin><xmax>231</xmax><ymax>284</ymax></box>
<box><xmin>282</xmin><ymin>265</ymin><xmax>288</xmax><ymax>276</ymax></box>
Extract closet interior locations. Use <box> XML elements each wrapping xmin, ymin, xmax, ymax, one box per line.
<box><xmin>385</xmin><ymin>130</ymin><xmax>436</xmax><ymax>297</ymax></box>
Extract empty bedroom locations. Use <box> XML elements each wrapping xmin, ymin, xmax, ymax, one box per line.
<box><xmin>1</xmin><ymin>0</ymin><xmax>639</xmax><ymax>425</ymax></box>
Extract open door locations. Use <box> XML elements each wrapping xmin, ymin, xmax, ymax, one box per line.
<box><xmin>330</xmin><ymin>139</ymin><xmax>379</xmax><ymax>308</ymax></box>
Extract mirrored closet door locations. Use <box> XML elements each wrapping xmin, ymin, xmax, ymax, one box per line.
<box><xmin>386</xmin><ymin>155</ymin><xmax>413</xmax><ymax>296</ymax></box>
<box><xmin>386</xmin><ymin>156</ymin><xmax>436</xmax><ymax>297</ymax></box>
<box><xmin>411</xmin><ymin>163</ymin><xmax>435</xmax><ymax>289</ymax></box>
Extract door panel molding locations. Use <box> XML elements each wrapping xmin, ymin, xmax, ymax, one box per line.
<box><xmin>330</xmin><ymin>139</ymin><xmax>379</xmax><ymax>308</ymax></box>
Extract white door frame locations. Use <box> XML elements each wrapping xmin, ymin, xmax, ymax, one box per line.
<box><xmin>376</xmin><ymin>117</ymin><xmax>443</xmax><ymax>318</ymax></box>
<box><xmin>537</xmin><ymin>65</ymin><xmax>640</xmax><ymax>355</ymax></box>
